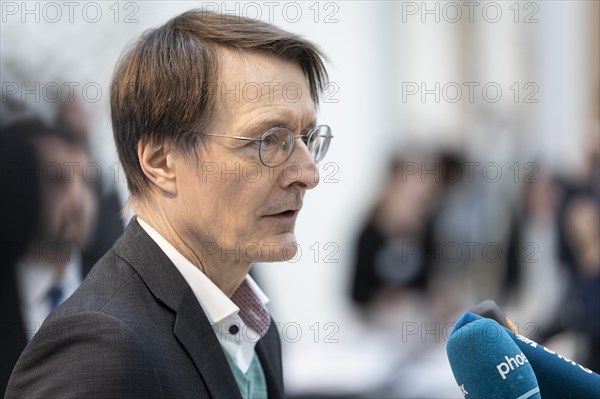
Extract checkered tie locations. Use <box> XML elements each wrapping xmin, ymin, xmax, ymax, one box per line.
<box><xmin>231</xmin><ymin>280</ymin><xmax>271</xmax><ymax>337</ymax></box>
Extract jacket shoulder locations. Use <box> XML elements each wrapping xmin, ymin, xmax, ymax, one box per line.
<box><xmin>5</xmin><ymin>310</ymin><xmax>164</xmax><ymax>398</ymax></box>
<box><xmin>55</xmin><ymin>246</ymin><xmax>142</xmax><ymax>315</ymax></box>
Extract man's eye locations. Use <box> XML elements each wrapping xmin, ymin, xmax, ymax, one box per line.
<box><xmin>301</xmin><ymin>132</ymin><xmax>310</xmax><ymax>145</ymax></box>
<box><xmin>262</xmin><ymin>135</ymin><xmax>277</xmax><ymax>148</ymax></box>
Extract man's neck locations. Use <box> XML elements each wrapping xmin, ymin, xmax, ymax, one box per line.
<box><xmin>135</xmin><ymin>199</ymin><xmax>250</xmax><ymax>297</ymax></box>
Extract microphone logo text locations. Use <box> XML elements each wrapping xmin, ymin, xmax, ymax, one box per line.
<box><xmin>496</xmin><ymin>352</ymin><xmax>529</xmax><ymax>380</ymax></box>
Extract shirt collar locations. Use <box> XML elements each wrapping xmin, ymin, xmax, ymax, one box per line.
<box><xmin>137</xmin><ymin>217</ymin><xmax>269</xmax><ymax>325</ymax></box>
<box><xmin>16</xmin><ymin>253</ymin><xmax>82</xmax><ymax>307</ymax></box>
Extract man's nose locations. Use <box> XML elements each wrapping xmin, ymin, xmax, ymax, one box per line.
<box><xmin>67</xmin><ymin>176</ymin><xmax>87</xmax><ymax>210</ymax></box>
<box><xmin>280</xmin><ymin>137</ymin><xmax>319</xmax><ymax>190</ymax></box>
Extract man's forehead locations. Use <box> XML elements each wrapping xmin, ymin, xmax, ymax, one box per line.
<box><xmin>211</xmin><ymin>49</ymin><xmax>317</xmax><ymax>130</ymax></box>
<box><xmin>216</xmin><ymin>50</ymin><xmax>312</xmax><ymax>102</ymax></box>
<box><xmin>33</xmin><ymin>135</ymin><xmax>85</xmax><ymax>161</ymax></box>
<box><xmin>238</xmin><ymin>106</ymin><xmax>317</xmax><ymax>133</ymax></box>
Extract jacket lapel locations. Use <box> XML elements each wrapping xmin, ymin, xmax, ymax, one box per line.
<box><xmin>113</xmin><ymin>218</ymin><xmax>242</xmax><ymax>399</ymax></box>
<box><xmin>256</xmin><ymin>321</ymin><xmax>285</xmax><ymax>399</ymax></box>
<box><xmin>173</xmin><ymin>290</ymin><xmax>242</xmax><ymax>399</ymax></box>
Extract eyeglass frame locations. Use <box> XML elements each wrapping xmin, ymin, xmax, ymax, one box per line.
<box><xmin>194</xmin><ymin>124</ymin><xmax>333</xmax><ymax>167</ymax></box>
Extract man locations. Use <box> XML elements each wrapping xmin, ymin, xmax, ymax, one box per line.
<box><xmin>6</xmin><ymin>9</ymin><xmax>331</xmax><ymax>399</ymax></box>
<box><xmin>1</xmin><ymin>120</ymin><xmax>100</xmax><ymax>394</ymax></box>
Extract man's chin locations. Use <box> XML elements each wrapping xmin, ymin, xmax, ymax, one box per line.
<box><xmin>251</xmin><ymin>232</ymin><xmax>298</xmax><ymax>263</ymax></box>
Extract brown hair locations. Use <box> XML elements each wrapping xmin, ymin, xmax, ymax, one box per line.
<box><xmin>110</xmin><ymin>10</ymin><xmax>329</xmax><ymax>198</ymax></box>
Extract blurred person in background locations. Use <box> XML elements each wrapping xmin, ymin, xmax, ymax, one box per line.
<box><xmin>421</xmin><ymin>152</ymin><xmax>484</xmax><ymax>322</ymax></box>
<box><xmin>564</xmin><ymin>191</ymin><xmax>600</xmax><ymax>371</ymax></box>
<box><xmin>350</xmin><ymin>152</ymin><xmax>476</xmax><ymax>316</ymax></box>
<box><xmin>532</xmin><ymin>186</ymin><xmax>600</xmax><ymax>374</ymax></box>
<box><xmin>0</xmin><ymin>119</ymin><xmax>99</xmax><ymax>395</ymax></box>
<box><xmin>350</xmin><ymin>154</ymin><xmax>441</xmax><ymax>316</ymax></box>
<box><xmin>348</xmin><ymin>152</ymin><xmax>478</xmax><ymax>397</ymax></box>
<box><xmin>505</xmin><ymin>175</ymin><xmax>565</xmax><ymax>335</ymax></box>
<box><xmin>537</xmin><ymin>101</ymin><xmax>600</xmax><ymax>372</ymax></box>
<box><xmin>55</xmin><ymin>98</ymin><xmax>124</xmax><ymax>270</ymax></box>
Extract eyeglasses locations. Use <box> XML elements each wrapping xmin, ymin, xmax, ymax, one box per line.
<box><xmin>200</xmin><ymin>125</ymin><xmax>333</xmax><ymax>167</ymax></box>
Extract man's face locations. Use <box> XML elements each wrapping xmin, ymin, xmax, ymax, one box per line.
<box><xmin>170</xmin><ymin>51</ymin><xmax>320</xmax><ymax>264</ymax></box>
<box><xmin>34</xmin><ymin>136</ymin><xmax>97</xmax><ymax>247</ymax></box>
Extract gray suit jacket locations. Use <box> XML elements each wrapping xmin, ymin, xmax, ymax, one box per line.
<box><xmin>5</xmin><ymin>219</ymin><xmax>284</xmax><ymax>398</ymax></box>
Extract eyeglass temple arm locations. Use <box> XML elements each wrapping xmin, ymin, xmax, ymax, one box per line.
<box><xmin>202</xmin><ymin>133</ymin><xmax>261</xmax><ymax>142</ymax></box>
<box><xmin>203</xmin><ymin>132</ymin><xmax>333</xmax><ymax>141</ymax></box>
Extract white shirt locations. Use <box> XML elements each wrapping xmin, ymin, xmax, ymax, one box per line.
<box><xmin>137</xmin><ymin>217</ymin><xmax>270</xmax><ymax>373</ymax></box>
<box><xmin>16</xmin><ymin>255</ymin><xmax>82</xmax><ymax>341</ymax></box>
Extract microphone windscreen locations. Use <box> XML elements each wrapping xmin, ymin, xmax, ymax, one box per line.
<box><xmin>454</xmin><ymin>312</ymin><xmax>600</xmax><ymax>399</ymax></box>
<box><xmin>447</xmin><ymin>316</ymin><xmax>541</xmax><ymax>399</ymax></box>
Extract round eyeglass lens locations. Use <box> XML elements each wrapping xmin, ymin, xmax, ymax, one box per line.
<box><xmin>307</xmin><ymin>125</ymin><xmax>332</xmax><ymax>163</ymax></box>
<box><xmin>259</xmin><ymin>127</ymin><xmax>294</xmax><ymax>167</ymax></box>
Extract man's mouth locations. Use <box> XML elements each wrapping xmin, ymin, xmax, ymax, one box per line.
<box><xmin>265</xmin><ymin>209</ymin><xmax>299</xmax><ymax>219</ymax></box>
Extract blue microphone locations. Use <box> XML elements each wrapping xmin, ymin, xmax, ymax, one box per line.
<box><xmin>446</xmin><ymin>316</ymin><xmax>541</xmax><ymax>398</ymax></box>
<box><xmin>457</xmin><ymin>311</ymin><xmax>600</xmax><ymax>399</ymax></box>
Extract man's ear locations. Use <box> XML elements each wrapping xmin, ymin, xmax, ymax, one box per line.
<box><xmin>138</xmin><ymin>139</ymin><xmax>177</xmax><ymax>196</ymax></box>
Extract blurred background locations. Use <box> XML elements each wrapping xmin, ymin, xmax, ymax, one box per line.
<box><xmin>1</xmin><ymin>1</ymin><xmax>598</xmax><ymax>397</ymax></box>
